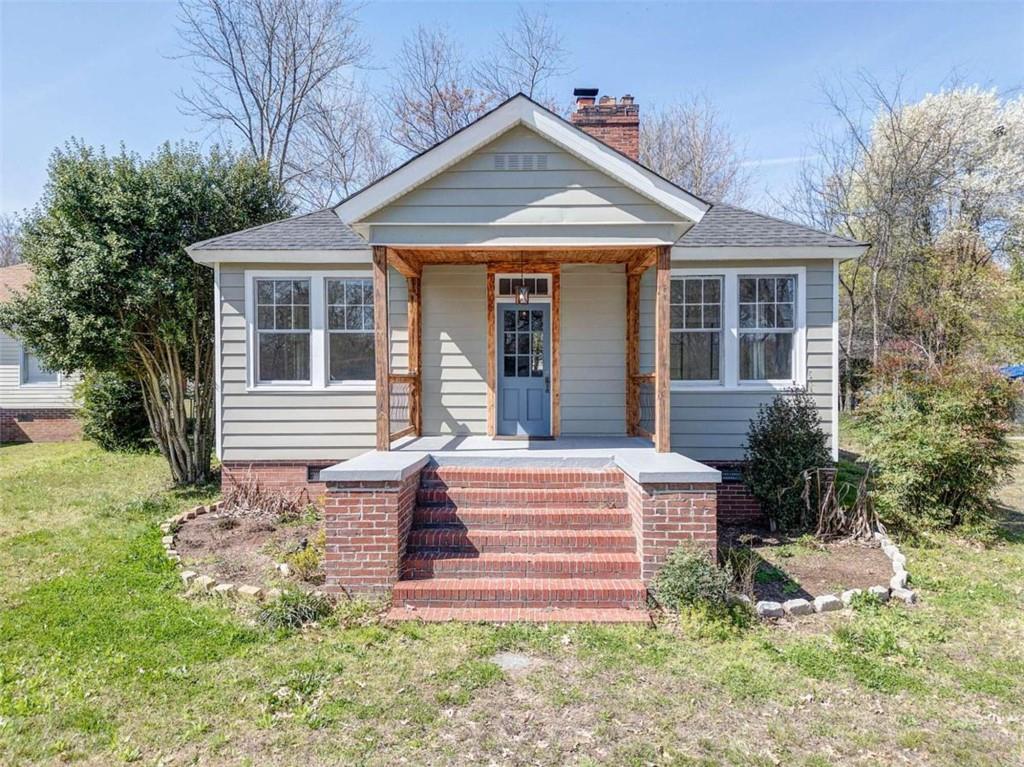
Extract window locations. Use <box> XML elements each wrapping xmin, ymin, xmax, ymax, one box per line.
<box><xmin>22</xmin><ymin>349</ymin><xmax>58</xmax><ymax>385</ymax></box>
<box><xmin>738</xmin><ymin>275</ymin><xmax>796</xmax><ymax>381</ymax></box>
<box><xmin>670</xmin><ymin>276</ymin><xmax>722</xmax><ymax>382</ymax></box>
<box><xmin>255</xmin><ymin>278</ymin><xmax>310</xmax><ymax>383</ymax></box>
<box><xmin>502</xmin><ymin>308</ymin><xmax>546</xmax><ymax>378</ymax></box>
<box><xmin>497</xmin><ymin>276</ymin><xmax>549</xmax><ymax>298</ymax></box>
<box><xmin>327</xmin><ymin>278</ymin><xmax>375</xmax><ymax>382</ymax></box>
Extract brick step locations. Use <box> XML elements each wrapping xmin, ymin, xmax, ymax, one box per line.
<box><xmin>386</xmin><ymin>605</ymin><xmax>651</xmax><ymax>624</ymax></box>
<box><xmin>392</xmin><ymin>577</ymin><xmax>647</xmax><ymax>609</ymax></box>
<box><xmin>412</xmin><ymin>506</ymin><xmax>633</xmax><ymax>530</ymax></box>
<box><xmin>420</xmin><ymin>466</ymin><xmax>624</xmax><ymax>490</ymax></box>
<box><xmin>416</xmin><ymin>486</ymin><xmax>627</xmax><ymax>509</ymax></box>
<box><xmin>401</xmin><ymin>552</ymin><xmax>641</xmax><ymax>580</ymax></box>
<box><xmin>406</xmin><ymin>528</ymin><xmax>637</xmax><ymax>554</ymax></box>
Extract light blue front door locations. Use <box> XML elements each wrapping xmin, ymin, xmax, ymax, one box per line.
<box><xmin>497</xmin><ymin>303</ymin><xmax>551</xmax><ymax>436</ymax></box>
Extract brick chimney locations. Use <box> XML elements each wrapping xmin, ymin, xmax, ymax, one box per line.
<box><xmin>570</xmin><ymin>88</ymin><xmax>640</xmax><ymax>160</ymax></box>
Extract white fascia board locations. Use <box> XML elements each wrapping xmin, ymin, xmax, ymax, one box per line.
<box><xmin>187</xmin><ymin>248</ymin><xmax>372</xmax><ymax>266</ymax></box>
<box><xmin>673</xmin><ymin>245</ymin><xmax>868</xmax><ymax>261</ymax></box>
<box><xmin>335</xmin><ymin>95</ymin><xmax>709</xmax><ymax>228</ymax></box>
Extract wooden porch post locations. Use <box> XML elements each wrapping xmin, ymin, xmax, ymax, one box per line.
<box><xmin>654</xmin><ymin>245</ymin><xmax>671</xmax><ymax>452</ymax></box>
<box><xmin>373</xmin><ymin>245</ymin><xmax>391</xmax><ymax>451</ymax></box>
<box><xmin>551</xmin><ymin>267</ymin><xmax>561</xmax><ymax>437</ymax></box>
<box><xmin>408</xmin><ymin>274</ymin><xmax>422</xmax><ymax>436</ymax></box>
<box><xmin>625</xmin><ymin>271</ymin><xmax>640</xmax><ymax>436</ymax></box>
<box><xmin>486</xmin><ymin>268</ymin><xmax>496</xmax><ymax>436</ymax></box>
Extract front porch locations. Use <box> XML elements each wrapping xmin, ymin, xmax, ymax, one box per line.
<box><xmin>371</xmin><ymin>245</ymin><xmax>675</xmax><ymax>452</ymax></box>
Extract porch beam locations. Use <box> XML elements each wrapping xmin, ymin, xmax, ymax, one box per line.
<box><xmin>388</xmin><ymin>249</ymin><xmax>422</xmax><ymax>278</ymax></box>
<box><xmin>654</xmin><ymin>245</ymin><xmax>671</xmax><ymax>452</ymax></box>
<box><xmin>408</xmin><ymin>274</ymin><xmax>422</xmax><ymax>435</ymax></box>
<box><xmin>373</xmin><ymin>245</ymin><xmax>391</xmax><ymax>451</ymax></box>
<box><xmin>626</xmin><ymin>247</ymin><xmax>658</xmax><ymax>275</ymax></box>
<box><xmin>625</xmin><ymin>271</ymin><xmax>640</xmax><ymax>436</ymax></box>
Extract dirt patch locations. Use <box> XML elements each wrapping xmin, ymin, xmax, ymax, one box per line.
<box><xmin>175</xmin><ymin>510</ymin><xmax>323</xmax><ymax>589</ymax></box>
<box><xmin>722</xmin><ymin>525</ymin><xmax>892</xmax><ymax>602</ymax></box>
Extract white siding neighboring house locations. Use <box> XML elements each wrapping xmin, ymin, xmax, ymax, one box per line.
<box><xmin>186</xmin><ymin>91</ymin><xmax>865</xmax><ymax>496</ymax></box>
<box><xmin>0</xmin><ymin>264</ymin><xmax>81</xmax><ymax>443</ymax></box>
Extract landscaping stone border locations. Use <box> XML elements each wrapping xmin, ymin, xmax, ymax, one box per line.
<box><xmin>754</xmin><ymin>527</ymin><xmax>918</xmax><ymax>620</ymax></box>
<box><xmin>160</xmin><ymin>502</ymin><xmax>321</xmax><ymax>604</ymax></box>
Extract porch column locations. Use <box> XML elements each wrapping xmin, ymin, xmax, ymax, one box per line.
<box><xmin>373</xmin><ymin>245</ymin><xmax>391</xmax><ymax>451</ymax></box>
<box><xmin>408</xmin><ymin>274</ymin><xmax>422</xmax><ymax>436</ymax></box>
<box><xmin>625</xmin><ymin>271</ymin><xmax>640</xmax><ymax>436</ymax></box>
<box><xmin>654</xmin><ymin>245</ymin><xmax>671</xmax><ymax>452</ymax></box>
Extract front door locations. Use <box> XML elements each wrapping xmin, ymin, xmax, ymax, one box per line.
<box><xmin>497</xmin><ymin>303</ymin><xmax>551</xmax><ymax>436</ymax></box>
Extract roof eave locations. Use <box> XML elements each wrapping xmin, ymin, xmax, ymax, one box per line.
<box><xmin>672</xmin><ymin>244</ymin><xmax>869</xmax><ymax>261</ymax></box>
<box><xmin>186</xmin><ymin>247</ymin><xmax>372</xmax><ymax>266</ymax></box>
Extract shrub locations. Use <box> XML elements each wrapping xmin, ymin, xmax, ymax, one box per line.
<box><xmin>256</xmin><ymin>590</ymin><xmax>333</xmax><ymax>631</ymax></box>
<box><xmin>722</xmin><ymin>546</ymin><xmax>760</xmax><ymax>598</ymax></box>
<box><xmin>650</xmin><ymin>546</ymin><xmax>732</xmax><ymax>611</ymax></box>
<box><xmin>286</xmin><ymin>529</ymin><xmax>326</xmax><ymax>583</ymax></box>
<box><xmin>75</xmin><ymin>371</ymin><xmax>151</xmax><ymax>452</ymax></box>
<box><xmin>222</xmin><ymin>472</ymin><xmax>305</xmax><ymax>523</ymax></box>
<box><xmin>857</xmin><ymin>360</ymin><xmax>1018</xmax><ymax>531</ymax></box>
<box><xmin>744</xmin><ymin>390</ymin><xmax>831</xmax><ymax>530</ymax></box>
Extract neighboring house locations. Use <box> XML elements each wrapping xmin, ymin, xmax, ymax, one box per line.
<box><xmin>188</xmin><ymin>90</ymin><xmax>866</xmax><ymax>621</ymax></box>
<box><xmin>0</xmin><ymin>264</ymin><xmax>81</xmax><ymax>443</ymax></box>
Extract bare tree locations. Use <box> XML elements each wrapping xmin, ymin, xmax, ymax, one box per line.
<box><xmin>639</xmin><ymin>95</ymin><xmax>750</xmax><ymax>203</ymax></box>
<box><xmin>385</xmin><ymin>25</ymin><xmax>493</xmax><ymax>154</ymax></box>
<box><xmin>473</xmin><ymin>6</ymin><xmax>569</xmax><ymax>104</ymax></box>
<box><xmin>176</xmin><ymin>0</ymin><xmax>368</xmax><ymax>188</ymax></box>
<box><xmin>0</xmin><ymin>214</ymin><xmax>21</xmax><ymax>266</ymax></box>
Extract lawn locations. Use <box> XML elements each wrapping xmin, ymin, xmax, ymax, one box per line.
<box><xmin>2</xmin><ymin>442</ymin><xmax>1023</xmax><ymax>766</ymax></box>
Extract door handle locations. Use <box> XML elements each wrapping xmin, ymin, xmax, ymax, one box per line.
<box><xmin>545</xmin><ymin>376</ymin><xmax>550</xmax><ymax>393</ymax></box>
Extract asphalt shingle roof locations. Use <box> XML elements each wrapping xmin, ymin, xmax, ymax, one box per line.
<box><xmin>189</xmin><ymin>208</ymin><xmax>367</xmax><ymax>251</ymax></box>
<box><xmin>678</xmin><ymin>203</ymin><xmax>865</xmax><ymax>248</ymax></box>
<box><xmin>0</xmin><ymin>263</ymin><xmax>33</xmax><ymax>303</ymax></box>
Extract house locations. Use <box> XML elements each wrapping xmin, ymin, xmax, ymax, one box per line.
<box><xmin>0</xmin><ymin>264</ymin><xmax>81</xmax><ymax>443</ymax></box>
<box><xmin>187</xmin><ymin>90</ymin><xmax>866</xmax><ymax>621</ymax></box>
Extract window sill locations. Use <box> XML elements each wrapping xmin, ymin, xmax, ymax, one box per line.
<box><xmin>671</xmin><ymin>381</ymin><xmax>805</xmax><ymax>393</ymax></box>
<box><xmin>245</xmin><ymin>382</ymin><xmax>376</xmax><ymax>393</ymax></box>
<box><xmin>19</xmin><ymin>382</ymin><xmax>63</xmax><ymax>389</ymax></box>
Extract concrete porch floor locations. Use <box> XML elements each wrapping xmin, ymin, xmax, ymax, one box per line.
<box><xmin>321</xmin><ymin>435</ymin><xmax>721</xmax><ymax>484</ymax></box>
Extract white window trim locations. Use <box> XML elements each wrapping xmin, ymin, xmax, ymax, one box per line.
<box><xmin>244</xmin><ymin>269</ymin><xmax>374</xmax><ymax>392</ymax></box>
<box><xmin>670</xmin><ymin>266</ymin><xmax>807</xmax><ymax>393</ymax></box>
<box><xmin>19</xmin><ymin>345</ymin><xmax>62</xmax><ymax>388</ymax></box>
<box><xmin>325</xmin><ymin>275</ymin><xmax>377</xmax><ymax>388</ymax></box>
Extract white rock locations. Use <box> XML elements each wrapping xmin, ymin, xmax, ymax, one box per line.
<box><xmin>278</xmin><ymin>563</ymin><xmax>292</xmax><ymax>577</ymax></box>
<box><xmin>890</xmin><ymin>571</ymin><xmax>908</xmax><ymax>590</ymax></box>
<box><xmin>891</xmin><ymin>552</ymin><xmax>907</xmax><ymax>569</ymax></box>
<box><xmin>161</xmin><ymin>535</ymin><xmax>175</xmax><ymax>546</ymax></box>
<box><xmin>212</xmin><ymin>583</ymin><xmax>235</xmax><ymax>598</ymax></box>
<box><xmin>868</xmin><ymin>585</ymin><xmax>890</xmax><ymax>602</ymax></box>
<box><xmin>265</xmin><ymin>588</ymin><xmax>283</xmax><ymax>600</ymax></box>
<box><xmin>841</xmin><ymin>588</ymin><xmax>863</xmax><ymax>606</ymax></box>
<box><xmin>892</xmin><ymin>587</ymin><xmax>918</xmax><ymax>605</ymax></box>
<box><xmin>193</xmin><ymin>575</ymin><xmax>216</xmax><ymax>592</ymax></box>
<box><xmin>814</xmin><ymin>595</ymin><xmax>843</xmax><ymax>613</ymax></box>
<box><xmin>783</xmin><ymin>598</ymin><xmax>814</xmax><ymax>616</ymax></box>
<box><xmin>731</xmin><ymin>593</ymin><xmax>752</xmax><ymax>606</ymax></box>
<box><xmin>237</xmin><ymin>585</ymin><xmax>263</xmax><ymax>601</ymax></box>
<box><xmin>180</xmin><ymin>570</ymin><xmax>198</xmax><ymax>585</ymax></box>
<box><xmin>756</xmin><ymin>601</ymin><xmax>785</xmax><ymax>618</ymax></box>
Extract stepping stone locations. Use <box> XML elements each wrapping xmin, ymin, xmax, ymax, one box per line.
<box><xmin>490</xmin><ymin>652</ymin><xmax>535</xmax><ymax>672</ymax></box>
<box><xmin>756</xmin><ymin>601</ymin><xmax>785</xmax><ymax>618</ymax></box>
<box><xmin>237</xmin><ymin>585</ymin><xmax>263</xmax><ymax>601</ymax></box>
<box><xmin>814</xmin><ymin>595</ymin><xmax>843</xmax><ymax>613</ymax></box>
<box><xmin>783</xmin><ymin>598</ymin><xmax>814</xmax><ymax>616</ymax></box>
<box><xmin>193</xmin><ymin>575</ymin><xmax>216</xmax><ymax>592</ymax></box>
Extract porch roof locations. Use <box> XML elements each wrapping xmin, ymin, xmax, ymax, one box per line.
<box><xmin>319</xmin><ymin>436</ymin><xmax>722</xmax><ymax>485</ymax></box>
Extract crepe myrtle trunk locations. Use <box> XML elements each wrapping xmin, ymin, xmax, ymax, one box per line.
<box><xmin>131</xmin><ymin>290</ymin><xmax>215</xmax><ymax>486</ymax></box>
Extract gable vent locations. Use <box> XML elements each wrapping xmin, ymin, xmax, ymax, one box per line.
<box><xmin>493</xmin><ymin>153</ymin><xmax>549</xmax><ymax>171</ymax></box>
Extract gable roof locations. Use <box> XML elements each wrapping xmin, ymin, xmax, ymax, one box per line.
<box><xmin>335</xmin><ymin>93</ymin><xmax>711</xmax><ymax>231</ymax></box>
<box><xmin>0</xmin><ymin>263</ymin><xmax>32</xmax><ymax>303</ymax></box>
<box><xmin>188</xmin><ymin>208</ymin><xmax>365</xmax><ymax>252</ymax></box>
<box><xmin>677</xmin><ymin>203</ymin><xmax>866</xmax><ymax>249</ymax></box>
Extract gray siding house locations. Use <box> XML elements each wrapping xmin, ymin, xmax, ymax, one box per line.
<box><xmin>188</xmin><ymin>91</ymin><xmax>864</xmax><ymax>621</ymax></box>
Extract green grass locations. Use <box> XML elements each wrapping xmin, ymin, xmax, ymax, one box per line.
<box><xmin>2</xmin><ymin>441</ymin><xmax>1024</xmax><ymax>765</ymax></box>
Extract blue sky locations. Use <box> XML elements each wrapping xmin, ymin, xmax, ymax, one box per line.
<box><xmin>2</xmin><ymin>1</ymin><xmax>1022</xmax><ymax>217</ymax></box>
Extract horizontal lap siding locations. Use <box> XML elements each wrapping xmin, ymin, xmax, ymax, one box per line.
<box><xmin>560</xmin><ymin>264</ymin><xmax>626</xmax><ymax>435</ymax></box>
<box><xmin>421</xmin><ymin>265</ymin><xmax>487</xmax><ymax>435</ymax></box>
<box><xmin>0</xmin><ymin>331</ymin><xmax>78</xmax><ymax>408</ymax></box>
<box><xmin>219</xmin><ymin>263</ymin><xmax>407</xmax><ymax>462</ymax></box>
<box><xmin>639</xmin><ymin>260</ymin><xmax>836</xmax><ymax>462</ymax></box>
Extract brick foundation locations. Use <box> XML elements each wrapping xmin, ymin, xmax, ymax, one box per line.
<box><xmin>220</xmin><ymin>461</ymin><xmax>332</xmax><ymax>505</ymax></box>
<box><xmin>624</xmin><ymin>475</ymin><xmax>718</xmax><ymax>582</ymax></box>
<box><xmin>0</xmin><ymin>408</ymin><xmax>81</xmax><ymax>443</ymax></box>
<box><xmin>323</xmin><ymin>472</ymin><xmax>421</xmax><ymax>595</ymax></box>
<box><xmin>707</xmin><ymin>462</ymin><xmax>766</xmax><ymax>525</ymax></box>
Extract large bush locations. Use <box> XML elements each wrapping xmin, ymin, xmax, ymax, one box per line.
<box><xmin>857</xmin><ymin>359</ymin><xmax>1018</xmax><ymax>530</ymax></box>
<box><xmin>744</xmin><ymin>390</ymin><xmax>831</xmax><ymax>530</ymax></box>
<box><xmin>75</xmin><ymin>371</ymin><xmax>151</xmax><ymax>452</ymax></box>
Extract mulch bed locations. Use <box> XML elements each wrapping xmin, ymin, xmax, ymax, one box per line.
<box><xmin>720</xmin><ymin>524</ymin><xmax>893</xmax><ymax>602</ymax></box>
<box><xmin>175</xmin><ymin>510</ymin><xmax>323</xmax><ymax>590</ymax></box>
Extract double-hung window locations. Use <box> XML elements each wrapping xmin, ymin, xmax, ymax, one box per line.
<box><xmin>326</xmin><ymin>278</ymin><xmax>375</xmax><ymax>382</ymax></box>
<box><xmin>21</xmin><ymin>348</ymin><xmax>59</xmax><ymax>385</ymax></box>
<box><xmin>738</xmin><ymin>275</ymin><xmax>796</xmax><ymax>382</ymax></box>
<box><xmin>255</xmin><ymin>278</ymin><xmax>311</xmax><ymax>383</ymax></box>
<box><xmin>670</xmin><ymin>276</ymin><xmax>722</xmax><ymax>382</ymax></box>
